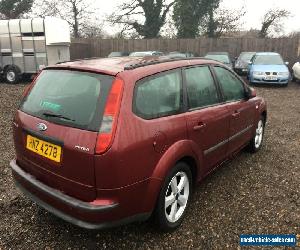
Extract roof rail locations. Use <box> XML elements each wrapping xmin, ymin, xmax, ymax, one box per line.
<box><xmin>124</xmin><ymin>57</ymin><xmax>215</xmax><ymax>70</ymax></box>
<box><xmin>55</xmin><ymin>57</ymin><xmax>102</xmax><ymax>65</ymax></box>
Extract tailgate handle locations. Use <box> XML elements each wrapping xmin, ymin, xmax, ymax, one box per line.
<box><xmin>193</xmin><ymin>122</ymin><xmax>206</xmax><ymax>131</ymax></box>
<box><xmin>232</xmin><ymin>111</ymin><xmax>240</xmax><ymax>118</ymax></box>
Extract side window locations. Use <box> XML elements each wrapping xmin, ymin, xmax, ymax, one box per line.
<box><xmin>184</xmin><ymin>66</ymin><xmax>219</xmax><ymax>109</ymax></box>
<box><xmin>214</xmin><ymin>67</ymin><xmax>245</xmax><ymax>102</ymax></box>
<box><xmin>133</xmin><ymin>71</ymin><xmax>182</xmax><ymax>119</ymax></box>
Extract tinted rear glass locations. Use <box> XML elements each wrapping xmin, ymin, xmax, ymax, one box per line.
<box><xmin>20</xmin><ymin>70</ymin><xmax>114</xmax><ymax>131</ymax></box>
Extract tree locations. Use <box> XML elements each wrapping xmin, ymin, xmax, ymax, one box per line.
<box><xmin>80</xmin><ymin>21</ymin><xmax>107</xmax><ymax>38</ymax></box>
<box><xmin>0</xmin><ymin>0</ymin><xmax>33</xmax><ymax>19</ymax></box>
<box><xmin>202</xmin><ymin>7</ymin><xmax>245</xmax><ymax>38</ymax></box>
<box><xmin>109</xmin><ymin>0</ymin><xmax>175</xmax><ymax>38</ymax></box>
<box><xmin>172</xmin><ymin>0</ymin><xmax>220</xmax><ymax>38</ymax></box>
<box><xmin>32</xmin><ymin>0</ymin><xmax>95</xmax><ymax>38</ymax></box>
<box><xmin>160</xmin><ymin>15</ymin><xmax>177</xmax><ymax>38</ymax></box>
<box><xmin>259</xmin><ymin>8</ymin><xmax>290</xmax><ymax>38</ymax></box>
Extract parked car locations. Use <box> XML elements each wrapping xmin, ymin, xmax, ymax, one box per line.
<box><xmin>292</xmin><ymin>61</ymin><xmax>300</xmax><ymax>82</ymax></box>
<box><xmin>108</xmin><ymin>51</ymin><xmax>130</xmax><ymax>57</ymax></box>
<box><xmin>11</xmin><ymin>56</ymin><xmax>267</xmax><ymax>231</ymax></box>
<box><xmin>248</xmin><ymin>52</ymin><xmax>290</xmax><ymax>86</ymax></box>
<box><xmin>204</xmin><ymin>52</ymin><xmax>233</xmax><ymax>69</ymax></box>
<box><xmin>166</xmin><ymin>51</ymin><xmax>196</xmax><ymax>59</ymax></box>
<box><xmin>234</xmin><ymin>52</ymin><xmax>256</xmax><ymax>75</ymax></box>
<box><xmin>129</xmin><ymin>51</ymin><xmax>164</xmax><ymax>57</ymax></box>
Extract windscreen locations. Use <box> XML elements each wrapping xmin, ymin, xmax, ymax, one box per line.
<box><xmin>240</xmin><ymin>53</ymin><xmax>255</xmax><ymax>61</ymax></box>
<box><xmin>253</xmin><ymin>55</ymin><xmax>284</xmax><ymax>65</ymax></box>
<box><xmin>205</xmin><ymin>54</ymin><xmax>230</xmax><ymax>63</ymax></box>
<box><xmin>20</xmin><ymin>70</ymin><xmax>114</xmax><ymax>131</ymax></box>
<box><xmin>130</xmin><ymin>52</ymin><xmax>152</xmax><ymax>57</ymax></box>
<box><xmin>168</xmin><ymin>53</ymin><xmax>187</xmax><ymax>58</ymax></box>
<box><xmin>108</xmin><ymin>52</ymin><xmax>126</xmax><ymax>57</ymax></box>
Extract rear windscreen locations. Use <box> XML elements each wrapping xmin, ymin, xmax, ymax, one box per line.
<box><xmin>20</xmin><ymin>69</ymin><xmax>114</xmax><ymax>131</ymax></box>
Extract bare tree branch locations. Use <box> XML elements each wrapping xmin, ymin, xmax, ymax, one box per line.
<box><xmin>259</xmin><ymin>8</ymin><xmax>290</xmax><ymax>38</ymax></box>
<box><xmin>32</xmin><ymin>0</ymin><xmax>96</xmax><ymax>38</ymax></box>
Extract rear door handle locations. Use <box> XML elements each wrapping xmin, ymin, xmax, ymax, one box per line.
<box><xmin>193</xmin><ymin>123</ymin><xmax>206</xmax><ymax>131</ymax></box>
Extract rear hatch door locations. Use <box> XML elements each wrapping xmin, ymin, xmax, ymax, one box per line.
<box><xmin>14</xmin><ymin>69</ymin><xmax>114</xmax><ymax>201</ymax></box>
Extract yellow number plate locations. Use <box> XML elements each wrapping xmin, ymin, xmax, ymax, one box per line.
<box><xmin>26</xmin><ymin>134</ymin><xmax>62</xmax><ymax>163</ymax></box>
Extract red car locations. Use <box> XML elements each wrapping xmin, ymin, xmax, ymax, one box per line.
<box><xmin>10</xmin><ymin>56</ymin><xmax>267</xmax><ymax>231</ymax></box>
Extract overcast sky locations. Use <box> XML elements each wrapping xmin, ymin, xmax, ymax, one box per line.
<box><xmin>96</xmin><ymin>0</ymin><xmax>300</xmax><ymax>35</ymax></box>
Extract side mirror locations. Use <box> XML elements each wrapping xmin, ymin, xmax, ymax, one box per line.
<box><xmin>285</xmin><ymin>61</ymin><xmax>289</xmax><ymax>65</ymax></box>
<box><xmin>246</xmin><ymin>87</ymin><xmax>256</xmax><ymax>99</ymax></box>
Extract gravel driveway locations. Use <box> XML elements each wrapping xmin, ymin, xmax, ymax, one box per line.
<box><xmin>0</xmin><ymin>81</ymin><xmax>299</xmax><ymax>249</ymax></box>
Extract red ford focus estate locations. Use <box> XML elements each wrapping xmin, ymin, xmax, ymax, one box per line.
<box><xmin>11</xmin><ymin>56</ymin><xmax>267</xmax><ymax>231</ymax></box>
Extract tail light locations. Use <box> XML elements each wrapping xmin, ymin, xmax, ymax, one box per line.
<box><xmin>95</xmin><ymin>77</ymin><xmax>124</xmax><ymax>154</ymax></box>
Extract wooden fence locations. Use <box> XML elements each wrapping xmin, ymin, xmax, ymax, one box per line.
<box><xmin>70</xmin><ymin>37</ymin><xmax>300</xmax><ymax>65</ymax></box>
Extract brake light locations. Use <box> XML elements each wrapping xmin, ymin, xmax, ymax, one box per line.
<box><xmin>95</xmin><ymin>77</ymin><xmax>124</xmax><ymax>154</ymax></box>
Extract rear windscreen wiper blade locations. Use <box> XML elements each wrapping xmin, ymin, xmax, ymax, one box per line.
<box><xmin>42</xmin><ymin>112</ymin><xmax>75</xmax><ymax>122</ymax></box>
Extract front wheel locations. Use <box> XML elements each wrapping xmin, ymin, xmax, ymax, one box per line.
<box><xmin>154</xmin><ymin>162</ymin><xmax>192</xmax><ymax>232</ymax></box>
<box><xmin>248</xmin><ymin>116</ymin><xmax>265</xmax><ymax>153</ymax></box>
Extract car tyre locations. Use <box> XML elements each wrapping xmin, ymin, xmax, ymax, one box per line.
<box><xmin>4</xmin><ymin>65</ymin><xmax>21</xmax><ymax>84</ymax></box>
<box><xmin>154</xmin><ymin>162</ymin><xmax>192</xmax><ymax>232</ymax></box>
<box><xmin>248</xmin><ymin>116</ymin><xmax>265</xmax><ymax>153</ymax></box>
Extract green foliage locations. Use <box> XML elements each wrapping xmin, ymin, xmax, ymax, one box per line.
<box><xmin>0</xmin><ymin>0</ymin><xmax>33</xmax><ymax>19</ymax></box>
<box><xmin>173</xmin><ymin>0</ymin><xmax>220</xmax><ymax>38</ymax></box>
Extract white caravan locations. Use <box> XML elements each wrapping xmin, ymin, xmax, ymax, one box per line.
<box><xmin>0</xmin><ymin>17</ymin><xmax>70</xmax><ymax>83</ymax></box>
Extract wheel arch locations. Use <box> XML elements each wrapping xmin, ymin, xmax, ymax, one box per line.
<box><xmin>151</xmin><ymin>140</ymin><xmax>200</xmax><ymax>182</ymax></box>
<box><xmin>175</xmin><ymin>156</ymin><xmax>198</xmax><ymax>187</ymax></box>
<box><xmin>142</xmin><ymin>140</ymin><xmax>201</xmax><ymax>212</ymax></box>
<box><xmin>4</xmin><ymin>64</ymin><xmax>21</xmax><ymax>72</ymax></box>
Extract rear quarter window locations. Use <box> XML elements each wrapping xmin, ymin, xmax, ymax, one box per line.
<box><xmin>133</xmin><ymin>70</ymin><xmax>182</xmax><ymax>119</ymax></box>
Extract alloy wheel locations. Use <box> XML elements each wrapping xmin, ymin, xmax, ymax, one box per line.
<box><xmin>7</xmin><ymin>71</ymin><xmax>16</xmax><ymax>82</ymax></box>
<box><xmin>165</xmin><ymin>171</ymin><xmax>189</xmax><ymax>223</ymax></box>
<box><xmin>255</xmin><ymin>120</ymin><xmax>264</xmax><ymax>148</ymax></box>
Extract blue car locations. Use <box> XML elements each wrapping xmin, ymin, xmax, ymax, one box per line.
<box><xmin>248</xmin><ymin>52</ymin><xmax>290</xmax><ymax>86</ymax></box>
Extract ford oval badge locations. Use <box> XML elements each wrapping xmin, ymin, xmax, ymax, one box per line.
<box><xmin>37</xmin><ymin>123</ymin><xmax>47</xmax><ymax>132</ymax></box>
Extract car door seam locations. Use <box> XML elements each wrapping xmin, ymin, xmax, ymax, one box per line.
<box><xmin>204</xmin><ymin>124</ymin><xmax>253</xmax><ymax>155</ymax></box>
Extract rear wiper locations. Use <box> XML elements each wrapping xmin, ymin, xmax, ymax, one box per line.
<box><xmin>42</xmin><ymin>112</ymin><xmax>75</xmax><ymax>122</ymax></box>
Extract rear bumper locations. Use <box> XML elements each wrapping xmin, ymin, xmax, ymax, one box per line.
<box><xmin>10</xmin><ymin>160</ymin><xmax>151</xmax><ymax>229</ymax></box>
